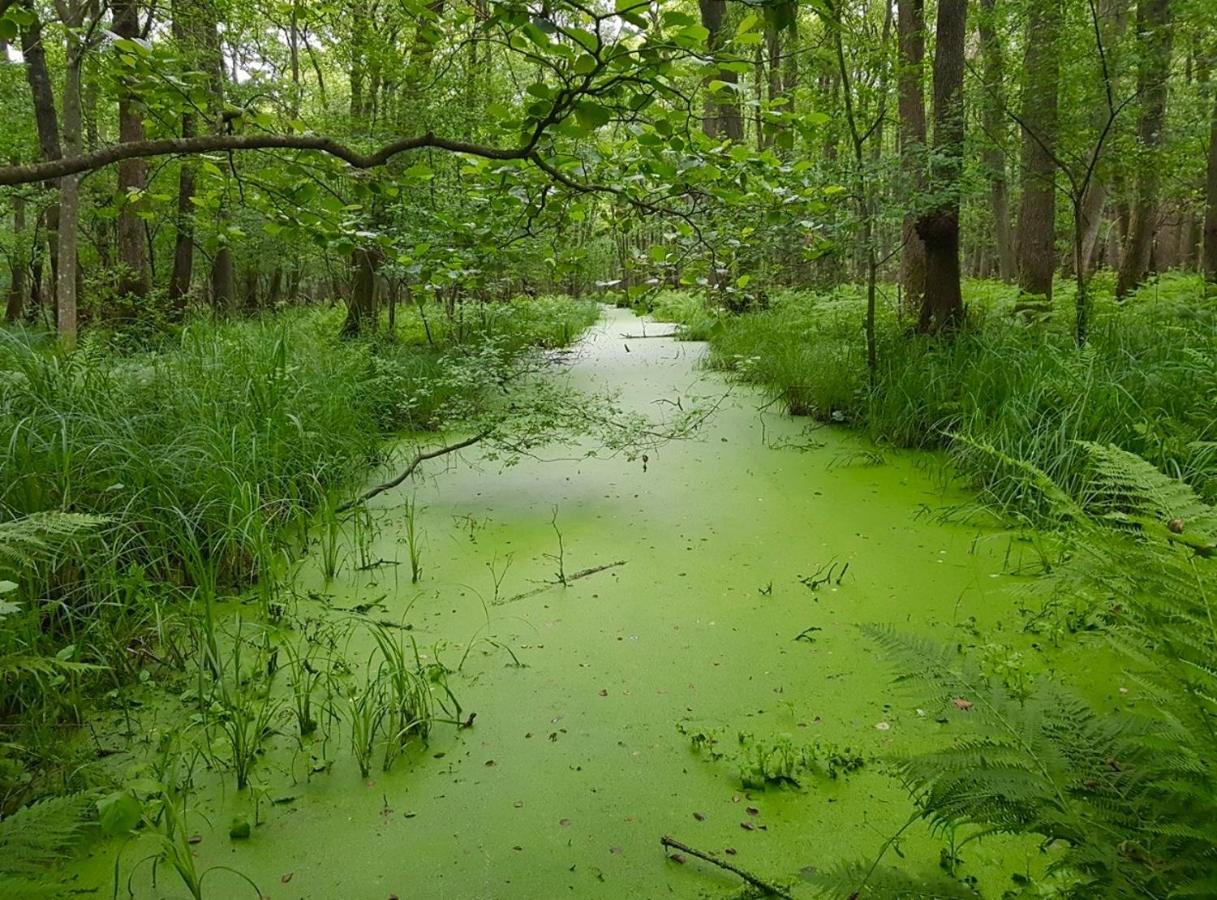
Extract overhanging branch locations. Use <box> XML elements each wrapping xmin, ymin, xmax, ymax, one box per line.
<box><xmin>0</xmin><ymin>131</ymin><xmax>540</xmax><ymax>187</ymax></box>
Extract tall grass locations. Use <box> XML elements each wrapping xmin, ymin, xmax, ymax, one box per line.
<box><xmin>693</xmin><ymin>274</ymin><xmax>1217</xmax><ymax>513</ymax></box>
<box><xmin>0</xmin><ymin>296</ymin><xmax>597</xmax><ymax>804</ymax></box>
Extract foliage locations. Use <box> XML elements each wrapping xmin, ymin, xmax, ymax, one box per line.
<box><xmin>692</xmin><ymin>276</ymin><xmax>1217</xmax><ymax>515</ymax></box>
<box><xmin>822</xmin><ymin>443</ymin><xmax>1217</xmax><ymax>898</ymax></box>
<box><xmin>0</xmin><ymin>296</ymin><xmax>594</xmax><ymax>806</ymax></box>
<box><xmin>0</xmin><ymin>793</ymin><xmax>94</xmax><ymax>898</ymax></box>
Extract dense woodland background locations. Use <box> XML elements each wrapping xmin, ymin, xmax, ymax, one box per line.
<box><xmin>3</xmin><ymin>0</ymin><xmax>1217</xmax><ymax>896</ymax></box>
<box><xmin>0</xmin><ymin>0</ymin><xmax>1214</xmax><ymax>344</ymax></box>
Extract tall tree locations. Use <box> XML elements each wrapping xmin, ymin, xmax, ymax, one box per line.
<box><xmin>5</xmin><ymin>169</ymin><xmax>25</xmax><ymax>322</ymax></box>
<box><xmin>1205</xmin><ymin>48</ymin><xmax>1217</xmax><ymax>284</ymax></box>
<box><xmin>18</xmin><ymin>1</ymin><xmax>63</xmax><ymax>312</ymax></box>
<box><xmin>976</xmin><ymin>0</ymin><xmax>1015</xmax><ymax>281</ymax></box>
<box><xmin>1116</xmin><ymin>0</ymin><xmax>1173</xmax><ymax>297</ymax></box>
<box><xmin>915</xmin><ymin>0</ymin><xmax>967</xmax><ymax>332</ymax></box>
<box><xmin>113</xmin><ymin>0</ymin><xmax>150</xmax><ymax>299</ymax></box>
<box><xmin>1014</xmin><ymin>0</ymin><xmax>1063</xmax><ymax>303</ymax></box>
<box><xmin>168</xmin><ymin>0</ymin><xmax>200</xmax><ymax>308</ymax></box>
<box><xmin>55</xmin><ymin>0</ymin><xmax>92</xmax><ymax>346</ymax></box>
<box><xmin>698</xmin><ymin>0</ymin><xmax>743</xmax><ymax>141</ymax></box>
<box><xmin>897</xmin><ymin>0</ymin><xmax>927</xmax><ymax>312</ymax></box>
<box><xmin>1075</xmin><ymin>0</ymin><xmax>1131</xmax><ymax>275</ymax></box>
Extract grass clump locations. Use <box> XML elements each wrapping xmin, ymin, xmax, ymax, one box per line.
<box><xmin>0</xmin><ymin>296</ymin><xmax>597</xmax><ymax>807</ymax></box>
<box><xmin>693</xmin><ymin>274</ymin><xmax>1217</xmax><ymax>513</ymax></box>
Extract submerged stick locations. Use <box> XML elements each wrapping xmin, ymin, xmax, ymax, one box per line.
<box><xmin>660</xmin><ymin>835</ymin><xmax>793</xmax><ymax>899</ymax></box>
<box><xmin>496</xmin><ymin>560</ymin><xmax>627</xmax><ymax>605</ymax></box>
<box><xmin>339</xmin><ymin>431</ymin><xmax>489</xmax><ymax>512</ymax></box>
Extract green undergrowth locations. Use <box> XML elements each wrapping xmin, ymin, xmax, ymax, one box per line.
<box><xmin>659</xmin><ymin>273</ymin><xmax>1217</xmax><ymax>517</ymax></box>
<box><xmin>0</xmin><ymin>295</ymin><xmax>597</xmax><ymax>809</ymax></box>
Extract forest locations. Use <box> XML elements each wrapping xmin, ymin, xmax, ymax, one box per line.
<box><xmin>1</xmin><ymin>0</ymin><xmax>1216</xmax><ymax>896</ymax></box>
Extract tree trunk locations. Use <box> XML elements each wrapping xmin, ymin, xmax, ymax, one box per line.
<box><xmin>212</xmin><ymin>247</ymin><xmax>235</xmax><ymax>309</ymax></box>
<box><xmin>57</xmin><ymin>4</ymin><xmax>86</xmax><ymax>347</ymax></box>
<box><xmin>113</xmin><ymin>0</ymin><xmax>150</xmax><ymax>299</ymax></box>
<box><xmin>168</xmin><ymin>0</ymin><xmax>199</xmax><ymax>309</ymax></box>
<box><xmin>1116</xmin><ymin>0</ymin><xmax>1173</xmax><ymax>297</ymax></box>
<box><xmin>342</xmin><ymin>246</ymin><xmax>379</xmax><ymax>336</ymax></box>
<box><xmin>698</xmin><ymin>0</ymin><xmax>742</xmax><ymax>141</ymax></box>
<box><xmin>977</xmin><ymin>0</ymin><xmax>1015</xmax><ymax>281</ymax></box>
<box><xmin>19</xmin><ymin>4</ymin><xmax>62</xmax><ymax>307</ymax></box>
<box><xmin>1013</xmin><ymin>0</ymin><xmax>1062</xmax><ymax>304</ymax></box>
<box><xmin>914</xmin><ymin>0</ymin><xmax>967</xmax><ymax>332</ymax></box>
<box><xmin>897</xmin><ymin>0</ymin><xmax>927</xmax><ymax>314</ymax></box>
<box><xmin>1205</xmin><ymin>60</ymin><xmax>1217</xmax><ymax>283</ymax></box>
<box><xmin>5</xmin><ymin>170</ymin><xmax>26</xmax><ymax>322</ymax></box>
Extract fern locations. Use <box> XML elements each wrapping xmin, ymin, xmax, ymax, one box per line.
<box><xmin>0</xmin><ymin>793</ymin><xmax>93</xmax><ymax>896</ymax></box>
<box><xmin>830</xmin><ymin>444</ymin><xmax>1217</xmax><ymax>898</ymax></box>
<box><xmin>0</xmin><ymin>512</ymin><xmax>107</xmax><ymax>573</ymax></box>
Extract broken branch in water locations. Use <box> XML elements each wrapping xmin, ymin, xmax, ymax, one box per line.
<box><xmin>339</xmin><ymin>431</ymin><xmax>490</xmax><ymax>511</ymax></box>
<box><xmin>659</xmin><ymin>835</ymin><xmax>793</xmax><ymax>898</ymax></box>
<box><xmin>496</xmin><ymin>560</ymin><xmax>627</xmax><ymax>605</ymax></box>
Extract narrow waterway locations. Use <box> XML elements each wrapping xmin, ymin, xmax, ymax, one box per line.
<box><xmin>82</xmin><ymin>307</ymin><xmax>1039</xmax><ymax>897</ymax></box>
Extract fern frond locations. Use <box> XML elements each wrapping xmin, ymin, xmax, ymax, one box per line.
<box><xmin>0</xmin><ymin>512</ymin><xmax>107</xmax><ymax>572</ymax></box>
<box><xmin>0</xmin><ymin>794</ymin><xmax>92</xmax><ymax>877</ymax></box>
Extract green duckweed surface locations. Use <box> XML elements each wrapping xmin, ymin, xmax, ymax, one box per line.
<box><xmin>75</xmin><ymin>306</ymin><xmax>1105</xmax><ymax>898</ymax></box>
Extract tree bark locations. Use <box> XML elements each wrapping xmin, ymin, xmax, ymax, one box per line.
<box><xmin>19</xmin><ymin>3</ymin><xmax>62</xmax><ymax>307</ymax></box>
<box><xmin>897</xmin><ymin>0</ymin><xmax>927</xmax><ymax>313</ymax></box>
<box><xmin>168</xmin><ymin>0</ymin><xmax>199</xmax><ymax>308</ymax></box>
<box><xmin>976</xmin><ymin>0</ymin><xmax>1015</xmax><ymax>281</ymax></box>
<box><xmin>113</xmin><ymin>0</ymin><xmax>150</xmax><ymax>299</ymax></box>
<box><xmin>56</xmin><ymin>2</ymin><xmax>87</xmax><ymax>346</ymax></box>
<box><xmin>5</xmin><ymin>168</ymin><xmax>26</xmax><ymax>322</ymax></box>
<box><xmin>698</xmin><ymin>0</ymin><xmax>742</xmax><ymax>141</ymax></box>
<box><xmin>1205</xmin><ymin>58</ymin><xmax>1217</xmax><ymax>283</ymax></box>
<box><xmin>341</xmin><ymin>246</ymin><xmax>379</xmax><ymax>336</ymax></box>
<box><xmin>1115</xmin><ymin>0</ymin><xmax>1172</xmax><ymax>297</ymax></box>
<box><xmin>1013</xmin><ymin>0</ymin><xmax>1062</xmax><ymax>304</ymax></box>
<box><xmin>914</xmin><ymin>0</ymin><xmax>967</xmax><ymax>332</ymax></box>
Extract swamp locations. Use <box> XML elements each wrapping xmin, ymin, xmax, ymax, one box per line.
<box><xmin>1</xmin><ymin>0</ymin><xmax>1216</xmax><ymax>897</ymax></box>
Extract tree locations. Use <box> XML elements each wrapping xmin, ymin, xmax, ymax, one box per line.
<box><xmin>1014</xmin><ymin>0</ymin><xmax>1063</xmax><ymax>304</ymax></box>
<box><xmin>976</xmin><ymin>0</ymin><xmax>1015</xmax><ymax>281</ymax></box>
<box><xmin>914</xmin><ymin>0</ymin><xmax>967</xmax><ymax>332</ymax></box>
<box><xmin>896</xmin><ymin>0</ymin><xmax>927</xmax><ymax>312</ymax></box>
<box><xmin>1116</xmin><ymin>0</ymin><xmax>1173</xmax><ymax>297</ymax></box>
<box><xmin>112</xmin><ymin>0</ymin><xmax>150</xmax><ymax>300</ymax></box>
<box><xmin>1205</xmin><ymin>48</ymin><xmax>1217</xmax><ymax>284</ymax></box>
<box><xmin>698</xmin><ymin>0</ymin><xmax>743</xmax><ymax>141</ymax></box>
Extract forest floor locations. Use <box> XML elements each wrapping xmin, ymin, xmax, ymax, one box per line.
<box><xmin>67</xmin><ymin>305</ymin><xmax>1107</xmax><ymax>898</ymax></box>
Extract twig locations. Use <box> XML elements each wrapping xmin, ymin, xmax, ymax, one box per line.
<box><xmin>659</xmin><ymin>835</ymin><xmax>793</xmax><ymax>898</ymax></box>
<box><xmin>339</xmin><ymin>431</ymin><xmax>489</xmax><ymax>512</ymax></box>
<box><xmin>496</xmin><ymin>560</ymin><xmax>627</xmax><ymax>605</ymax></box>
<box><xmin>619</xmin><ymin>331</ymin><xmax>680</xmax><ymax>339</ymax></box>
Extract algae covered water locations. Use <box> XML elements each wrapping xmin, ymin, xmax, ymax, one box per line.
<box><xmin>77</xmin><ymin>307</ymin><xmax>1041</xmax><ymax>897</ymax></box>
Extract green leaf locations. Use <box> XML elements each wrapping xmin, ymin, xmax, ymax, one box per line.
<box><xmin>97</xmin><ymin>792</ymin><xmax>142</xmax><ymax>836</ymax></box>
<box><xmin>680</xmin><ymin>24</ymin><xmax>710</xmax><ymax>43</ymax></box>
<box><xmin>0</xmin><ymin>580</ymin><xmax>17</xmax><ymax>595</ymax></box>
<box><xmin>403</xmin><ymin>164</ymin><xmax>434</xmax><ymax>181</ymax></box>
<box><xmin>573</xmin><ymin>53</ymin><xmax>597</xmax><ymax>75</ymax></box>
<box><xmin>575</xmin><ymin>101</ymin><xmax>612</xmax><ymax>130</ymax></box>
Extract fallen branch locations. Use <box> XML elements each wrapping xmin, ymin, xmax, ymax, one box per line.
<box><xmin>339</xmin><ymin>431</ymin><xmax>489</xmax><ymax>512</ymax></box>
<box><xmin>497</xmin><ymin>560</ymin><xmax>627</xmax><ymax>605</ymax></box>
<box><xmin>619</xmin><ymin>331</ymin><xmax>681</xmax><ymax>339</ymax></box>
<box><xmin>660</xmin><ymin>835</ymin><xmax>793</xmax><ymax>898</ymax></box>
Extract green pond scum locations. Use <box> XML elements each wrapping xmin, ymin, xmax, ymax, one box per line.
<box><xmin>58</xmin><ymin>308</ymin><xmax>1089</xmax><ymax>898</ymax></box>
